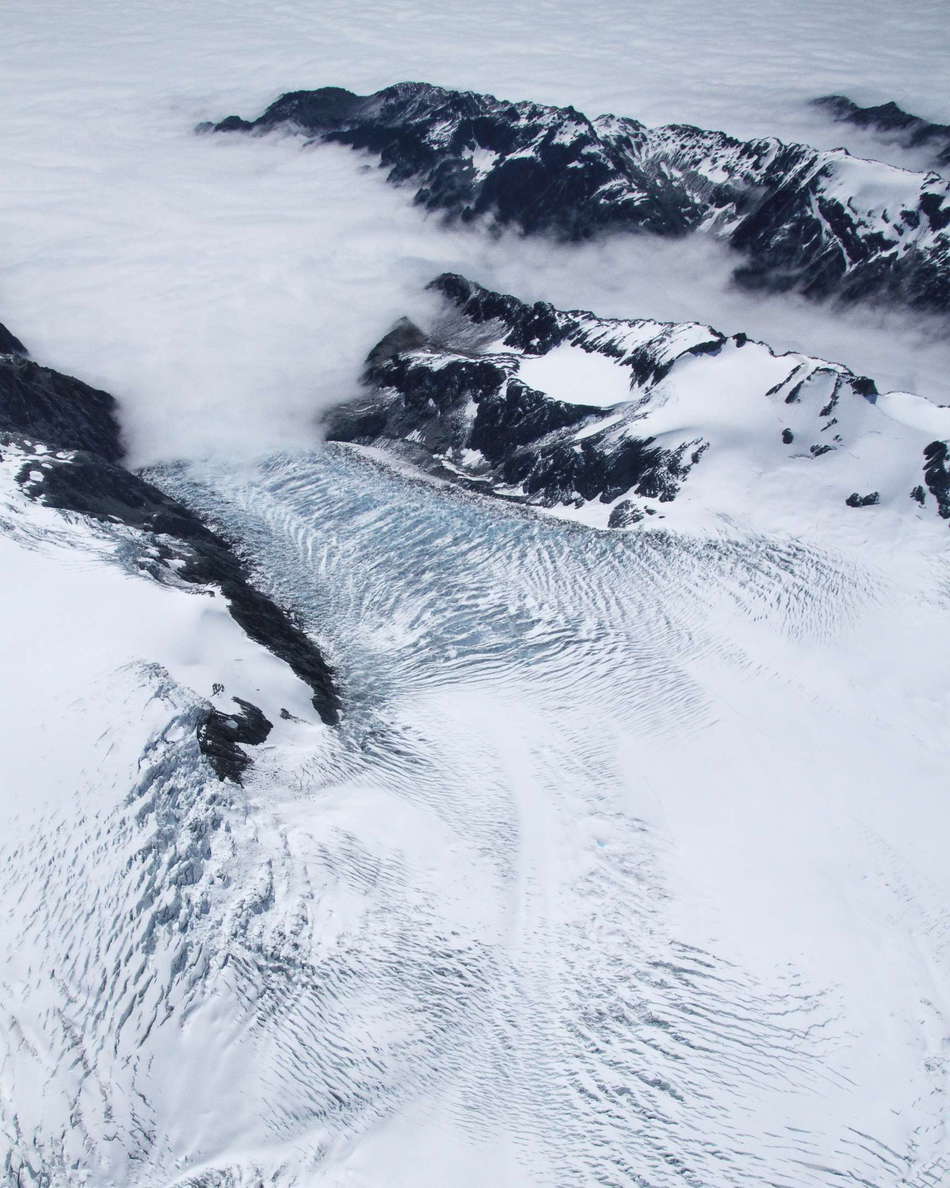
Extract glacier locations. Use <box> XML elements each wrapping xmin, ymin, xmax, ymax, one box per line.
<box><xmin>3</xmin><ymin>395</ymin><xmax>949</xmax><ymax>1182</ymax></box>
<box><xmin>2</xmin><ymin>0</ymin><xmax>950</xmax><ymax>1185</ymax></box>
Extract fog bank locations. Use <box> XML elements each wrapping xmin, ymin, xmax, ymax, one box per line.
<box><xmin>1</xmin><ymin>0</ymin><xmax>949</xmax><ymax>464</ymax></box>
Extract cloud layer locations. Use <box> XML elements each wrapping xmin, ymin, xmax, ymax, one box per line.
<box><xmin>1</xmin><ymin>0</ymin><xmax>949</xmax><ymax>464</ymax></box>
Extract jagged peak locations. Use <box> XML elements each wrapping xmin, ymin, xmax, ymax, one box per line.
<box><xmin>208</xmin><ymin>80</ymin><xmax>950</xmax><ymax>314</ymax></box>
<box><xmin>326</xmin><ymin>273</ymin><xmax>942</xmax><ymax>533</ymax></box>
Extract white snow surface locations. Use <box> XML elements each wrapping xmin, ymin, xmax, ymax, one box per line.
<box><xmin>517</xmin><ymin>344</ymin><xmax>634</xmax><ymax>407</ymax></box>
<box><xmin>393</xmin><ymin>319</ymin><xmax>950</xmax><ymax>535</ymax></box>
<box><xmin>0</xmin><ymin>446</ymin><xmax>326</xmax><ymax>775</ymax></box>
<box><xmin>1</xmin><ymin>2</ymin><xmax>950</xmax><ymax>1186</ymax></box>
<box><xmin>4</xmin><ymin>432</ymin><xmax>950</xmax><ymax>1184</ymax></box>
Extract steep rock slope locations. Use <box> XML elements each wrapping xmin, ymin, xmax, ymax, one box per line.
<box><xmin>325</xmin><ymin>272</ymin><xmax>950</xmax><ymax>531</ymax></box>
<box><xmin>0</xmin><ymin>329</ymin><xmax>339</xmax><ymax>778</ymax></box>
<box><xmin>210</xmin><ymin>81</ymin><xmax>950</xmax><ymax>312</ymax></box>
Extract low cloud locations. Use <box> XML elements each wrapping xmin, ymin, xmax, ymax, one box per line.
<box><xmin>1</xmin><ymin>3</ymin><xmax>948</xmax><ymax>466</ymax></box>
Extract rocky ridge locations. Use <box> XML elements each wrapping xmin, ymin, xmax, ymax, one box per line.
<box><xmin>0</xmin><ymin>330</ymin><xmax>339</xmax><ymax>777</ymax></box>
<box><xmin>210</xmin><ymin>81</ymin><xmax>950</xmax><ymax>313</ymax></box>
<box><xmin>325</xmin><ymin>272</ymin><xmax>950</xmax><ymax>530</ymax></box>
<box><xmin>812</xmin><ymin>94</ymin><xmax>950</xmax><ymax>170</ymax></box>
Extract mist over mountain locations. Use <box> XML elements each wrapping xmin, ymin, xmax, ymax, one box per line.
<box><xmin>326</xmin><ymin>270</ymin><xmax>950</xmax><ymax>533</ymax></box>
<box><xmin>212</xmin><ymin>80</ymin><xmax>950</xmax><ymax>312</ymax></box>
<box><xmin>2</xmin><ymin>2</ymin><xmax>950</xmax><ymax>1186</ymax></box>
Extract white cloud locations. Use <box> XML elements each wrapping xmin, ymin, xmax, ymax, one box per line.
<box><xmin>1</xmin><ymin>0</ymin><xmax>949</xmax><ymax>464</ymax></box>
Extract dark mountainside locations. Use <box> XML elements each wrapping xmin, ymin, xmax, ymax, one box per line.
<box><xmin>325</xmin><ymin>273</ymin><xmax>712</xmax><ymax>522</ymax></box>
<box><xmin>209</xmin><ymin>81</ymin><xmax>950</xmax><ymax>313</ymax></box>
<box><xmin>812</xmin><ymin>94</ymin><xmax>950</xmax><ymax>168</ymax></box>
<box><xmin>0</xmin><ymin>330</ymin><xmax>339</xmax><ymax>776</ymax></box>
<box><xmin>324</xmin><ymin>272</ymin><xmax>950</xmax><ymax>526</ymax></box>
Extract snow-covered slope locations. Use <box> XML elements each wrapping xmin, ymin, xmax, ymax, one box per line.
<box><xmin>0</xmin><ymin>328</ymin><xmax>358</xmax><ymax>1181</ymax></box>
<box><xmin>211</xmin><ymin>81</ymin><xmax>950</xmax><ymax>312</ymax></box>
<box><xmin>325</xmin><ymin>272</ymin><xmax>950</xmax><ymax>532</ymax></box>
<box><xmin>0</xmin><ymin>442</ymin><xmax>345</xmax><ymax>1184</ymax></box>
<box><xmin>49</xmin><ymin>440</ymin><xmax>948</xmax><ymax>1188</ymax></box>
<box><xmin>6</xmin><ymin>425</ymin><xmax>950</xmax><ymax>1184</ymax></box>
<box><xmin>0</xmin><ymin>481</ymin><xmax>343</xmax><ymax>1185</ymax></box>
<box><xmin>0</xmin><ymin>330</ymin><xmax>338</xmax><ymax>777</ymax></box>
<box><xmin>4</xmin><ymin>233</ymin><xmax>950</xmax><ymax>1188</ymax></box>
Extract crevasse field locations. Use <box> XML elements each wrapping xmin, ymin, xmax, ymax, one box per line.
<box><xmin>1</xmin><ymin>2</ymin><xmax>950</xmax><ymax>1186</ymax></box>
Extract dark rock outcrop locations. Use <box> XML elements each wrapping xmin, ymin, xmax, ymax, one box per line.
<box><xmin>211</xmin><ymin>81</ymin><xmax>950</xmax><ymax>313</ymax></box>
<box><xmin>812</xmin><ymin>95</ymin><xmax>950</xmax><ymax>169</ymax></box>
<box><xmin>323</xmin><ymin>272</ymin><xmax>946</xmax><ymax>526</ymax></box>
<box><xmin>923</xmin><ymin>439</ymin><xmax>950</xmax><ymax>518</ymax></box>
<box><xmin>324</xmin><ymin>273</ymin><xmax>719</xmax><ymax>515</ymax></box>
<box><xmin>1</xmin><ymin>321</ymin><xmax>340</xmax><ymax>773</ymax></box>
<box><xmin>15</xmin><ymin>450</ymin><xmax>339</xmax><ymax>727</ymax></box>
<box><xmin>197</xmin><ymin>697</ymin><xmax>273</xmax><ymax>782</ymax></box>
<box><xmin>0</xmin><ymin>322</ymin><xmax>27</xmax><ymax>356</ymax></box>
<box><xmin>0</xmin><ymin>352</ymin><xmax>124</xmax><ymax>461</ymax></box>
<box><xmin>845</xmin><ymin>491</ymin><xmax>880</xmax><ymax>508</ymax></box>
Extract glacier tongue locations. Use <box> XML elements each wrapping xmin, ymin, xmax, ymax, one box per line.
<box><xmin>2</xmin><ymin>305</ymin><xmax>949</xmax><ymax>1183</ymax></box>
<box><xmin>47</xmin><ymin>442</ymin><xmax>934</xmax><ymax>1188</ymax></box>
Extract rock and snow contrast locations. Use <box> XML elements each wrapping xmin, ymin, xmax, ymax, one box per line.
<box><xmin>212</xmin><ymin>81</ymin><xmax>950</xmax><ymax>312</ymax></box>
<box><xmin>0</xmin><ymin>328</ymin><xmax>355</xmax><ymax>1183</ymax></box>
<box><xmin>3</xmin><ymin>1</ymin><xmax>950</xmax><ymax>1185</ymax></box>
<box><xmin>0</xmin><ymin>329</ymin><xmax>338</xmax><ymax>777</ymax></box>
<box><xmin>813</xmin><ymin>93</ymin><xmax>950</xmax><ymax>170</ymax></box>
<box><xmin>327</xmin><ymin>271</ymin><xmax>950</xmax><ymax>532</ymax></box>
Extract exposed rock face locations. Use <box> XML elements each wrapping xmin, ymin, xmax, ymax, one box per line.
<box><xmin>812</xmin><ymin>95</ymin><xmax>950</xmax><ymax>169</ymax></box>
<box><xmin>324</xmin><ymin>273</ymin><xmax>950</xmax><ymax>529</ymax></box>
<box><xmin>0</xmin><ymin>351</ymin><xmax>124</xmax><ymax>460</ymax></box>
<box><xmin>210</xmin><ymin>81</ymin><xmax>950</xmax><ymax>313</ymax></box>
<box><xmin>0</xmin><ymin>322</ymin><xmax>27</xmax><ymax>356</ymax></box>
<box><xmin>15</xmin><ymin>448</ymin><xmax>339</xmax><ymax>727</ymax></box>
<box><xmin>923</xmin><ymin>439</ymin><xmax>950</xmax><ymax>518</ymax></box>
<box><xmin>0</xmin><ymin>322</ymin><xmax>339</xmax><ymax>773</ymax></box>
<box><xmin>845</xmin><ymin>490</ymin><xmax>880</xmax><ymax>508</ymax></box>
<box><xmin>325</xmin><ymin>273</ymin><xmax>716</xmax><ymax>517</ymax></box>
<box><xmin>197</xmin><ymin>697</ymin><xmax>274</xmax><ymax>782</ymax></box>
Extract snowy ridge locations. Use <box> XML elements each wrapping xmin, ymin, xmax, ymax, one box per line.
<box><xmin>0</xmin><ymin>327</ymin><xmax>339</xmax><ymax>780</ymax></box>
<box><xmin>0</xmin><ymin>324</ymin><xmax>337</xmax><ymax>1180</ymax></box>
<box><xmin>813</xmin><ymin>93</ymin><xmax>950</xmax><ymax>170</ymax></box>
<box><xmin>325</xmin><ymin>272</ymin><xmax>950</xmax><ymax>532</ymax></box>
<box><xmin>0</xmin><ymin>434</ymin><xmax>342</xmax><ymax>1185</ymax></box>
<box><xmin>211</xmin><ymin>81</ymin><xmax>950</xmax><ymax>312</ymax></box>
